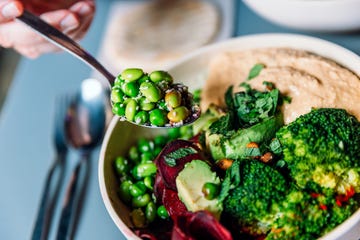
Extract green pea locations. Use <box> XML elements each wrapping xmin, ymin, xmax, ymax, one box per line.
<box><xmin>149</xmin><ymin>70</ymin><xmax>173</xmax><ymax>84</ymax></box>
<box><xmin>132</xmin><ymin>193</ymin><xmax>151</xmax><ymax>208</ymax></box>
<box><xmin>145</xmin><ymin>201</ymin><xmax>157</xmax><ymax>223</ymax></box>
<box><xmin>121</xmin><ymin>68</ymin><xmax>144</xmax><ymax>82</ymax></box>
<box><xmin>137</xmin><ymin>138</ymin><xmax>153</xmax><ymax>153</ymax></box>
<box><xmin>128</xmin><ymin>145</ymin><xmax>140</xmax><ymax>163</ymax></box>
<box><xmin>114</xmin><ymin>156</ymin><xmax>130</xmax><ymax>175</ymax></box>
<box><xmin>122</xmin><ymin>81</ymin><xmax>139</xmax><ymax>97</ymax></box>
<box><xmin>144</xmin><ymin>176</ymin><xmax>154</xmax><ymax>190</ymax></box>
<box><xmin>130</xmin><ymin>208</ymin><xmax>146</xmax><ymax>228</ymax></box>
<box><xmin>112</xmin><ymin>102</ymin><xmax>125</xmax><ymax>116</ymax></box>
<box><xmin>136</xmin><ymin>162</ymin><xmax>157</xmax><ymax>178</ymax></box>
<box><xmin>140</xmin><ymin>82</ymin><xmax>162</xmax><ymax>103</ymax></box>
<box><xmin>165</xmin><ymin>90</ymin><xmax>182</xmax><ymax>108</ymax></box>
<box><xmin>167</xmin><ymin>106</ymin><xmax>190</xmax><ymax>123</ymax></box>
<box><xmin>153</xmin><ymin>135</ymin><xmax>168</xmax><ymax>147</ymax></box>
<box><xmin>149</xmin><ymin>109</ymin><xmax>168</xmax><ymax>126</ymax></box>
<box><xmin>157</xmin><ymin>205</ymin><xmax>169</xmax><ymax>219</ymax></box>
<box><xmin>141</xmin><ymin>152</ymin><xmax>154</xmax><ymax>163</ymax></box>
<box><xmin>111</xmin><ymin>87</ymin><xmax>125</xmax><ymax>103</ymax></box>
<box><xmin>202</xmin><ymin>182</ymin><xmax>220</xmax><ymax>200</ymax></box>
<box><xmin>139</xmin><ymin>97</ymin><xmax>155</xmax><ymax>111</ymax></box>
<box><xmin>125</xmin><ymin>99</ymin><xmax>138</xmax><ymax>122</ymax></box>
<box><xmin>193</xmin><ymin>89</ymin><xmax>201</xmax><ymax>104</ymax></box>
<box><xmin>129</xmin><ymin>181</ymin><xmax>146</xmax><ymax>197</ymax></box>
<box><xmin>134</xmin><ymin>111</ymin><xmax>149</xmax><ymax>125</ymax></box>
<box><xmin>118</xmin><ymin>180</ymin><xmax>132</xmax><ymax>203</ymax></box>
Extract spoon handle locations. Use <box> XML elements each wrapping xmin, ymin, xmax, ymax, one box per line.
<box><xmin>17</xmin><ymin>10</ymin><xmax>115</xmax><ymax>85</ymax></box>
<box><xmin>56</xmin><ymin>153</ymin><xmax>90</xmax><ymax>240</ymax></box>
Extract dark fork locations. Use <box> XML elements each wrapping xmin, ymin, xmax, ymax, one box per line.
<box><xmin>31</xmin><ymin>95</ymin><xmax>71</xmax><ymax>240</ymax></box>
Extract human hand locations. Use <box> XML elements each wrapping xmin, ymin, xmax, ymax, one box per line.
<box><xmin>0</xmin><ymin>0</ymin><xmax>95</xmax><ymax>58</ymax></box>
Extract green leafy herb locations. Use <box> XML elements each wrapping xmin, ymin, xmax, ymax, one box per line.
<box><xmin>244</xmin><ymin>147</ymin><xmax>262</xmax><ymax>157</ymax></box>
<box><xmin>233</xmin><ymin>88</ymin><xmax>279</xmax><ymax>127</ymax></box>
<box><xmin>269</xmin><ymin>138</ymin><xmax>282</xmax><ymax>155</ymax></box>
<box><xmin>164</xmin><ymin>147</ymin><xmax>197</xmax><ymax>167</ymax></box>
<box><xmin>225</xmin><ymin>86</ymin><xmax>234</xmax><ymax>109</ymax></box>
<box><xmin>262</xmin><ymin>81</ymin><xmax>275</xmax><ymax>90</ymax></box>
<box><xmin>218</xmin><ymin>160</ymin><xmax>241</xmax><ymax>203</ymax></box>
<box><xmin>247</xmin><ymin>63</ymin><xmax>265</xmax><ymax>80</ymax></box>
<box><xmin>209</xmin><ymin>113</ymin><xmax>235</xmax><ymax>135</ymax></box>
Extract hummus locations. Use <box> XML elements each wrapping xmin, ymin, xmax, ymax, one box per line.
<box><xmin>201</xmin><ymin>48</ymin><xmax>360</xmax><ymax>124</ymax></box>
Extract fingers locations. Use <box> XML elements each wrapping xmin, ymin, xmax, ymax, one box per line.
<box><xmin>0</xmin><ymin>0</ymin><xmax>23</xmax><ymax>23</ymax></box>
<box><xmin>67</xmin><ymin>1</ymin><xmax>95</xmax><ymax>41</ymax></box>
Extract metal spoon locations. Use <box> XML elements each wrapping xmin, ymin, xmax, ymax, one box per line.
<box><xmin>16</xmin><ymin>10</ymin><xmax>200</xmax><ymax>128</ymax></box>
<box><xmin>56</xmin><ymin>78</ymin><xmax>109</xmax><ymax>240</ymax></box>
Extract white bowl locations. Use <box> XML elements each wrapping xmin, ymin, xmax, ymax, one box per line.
<box><xmin>99</xmin><ymin>33</ymin><xmax>360</xmax><ymax>240</ymax></box>
<box><xmin>243</xmin><ymin>0</ymin><xmax>360</xmax><ymax>32</ymax></box>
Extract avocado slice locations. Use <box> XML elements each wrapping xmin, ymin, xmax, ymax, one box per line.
<box><xmin>207</xmin><ymin>113</ymin><xmax>284</xmax><ymax>161</ymax></box>
<box><xmin>176</xmin><ymin>160</ymin><xmax>222</xmax><ymax>219</ymax></box>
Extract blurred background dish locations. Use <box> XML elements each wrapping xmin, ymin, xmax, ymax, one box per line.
<box><xmin>243</xmin><ymin>0</ymin><xmax>360</xmax><ymax>32</ymax></box>
<box><xmin>99</xmin><ymin>0</ymin><xmax>235</xmax><ymax>74</ymax></box>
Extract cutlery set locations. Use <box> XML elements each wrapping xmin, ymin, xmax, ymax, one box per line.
<box><xmin>31</xmin><ymin>79</ymin><xmax>109</xmax><ymax>240</ymax></box>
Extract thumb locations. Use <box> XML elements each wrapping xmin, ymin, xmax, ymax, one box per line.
<box><xmin>0</xmin><ymin>1</ymin><xmax>23</xmax><ymax>23</ymax></box>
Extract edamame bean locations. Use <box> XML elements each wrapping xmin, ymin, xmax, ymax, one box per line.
<box><xmin>134</xmin><ymin>111</ymin><xmax>149</xmax><ymax>125</ymax></box>
<box><xmin>137</xmin><ymin>138</ymin><xmax>153</xmax><ymax>153</ymax></box>
<box><xmin>140</xmin><ymin>82</ymin><xmax>162</xmax><ymax>103</ymax></box>
<box><xmin>114</xmin><ymin>76</ymin><xmax>125</xmax><ymax>86</ymax></box>
<box><xmin>145</xmin><ymin>201</ymin><xmax>157</xmax><ymax>223</ymax></box>
<box><xmin>122</xmin><ymin>81</ymin><xmax>139</xmax><ymax>97</ymax></box>
<box><xmin>144</xmin><ymin>176</ymin><xmax>154</xmax><ymax>190</ymax></box>
<box><xmin>141</xmin><ymin>152</ymin><xmax>153</xmax><ymax>163</ymax></box>
<box><xmin>132</xmin><ymin>193</ymin><xmax>151</xmax><ymax>208</ymax></box>
<box><xmin>167</xmin><ymin>106</ymin><xmax>190</xmax><ymax>122</ymax></box>
<box><xmin>157</xmin><ymin>205</ymin><xmax>169</xmax><ymax>219</ymax></box>
<box><xmin>165</xmin><ymin>90</ymin><xmax>182</xmax><ymax>108</ymax></box>
<box><xmin>139</xmin><ymin>97</ymin><xmax>155</xmax><ymax>111</ymax></box>
<box><xmin>121</xmin><ymin>68</ymin><xmax>143</xmax><ymax>82</ymax></box>
<box><xmin>125</xmin><ymin>99</ymin><xmax>138</xmax><ymax>122</ymax></box>
<box><xmin>136</xmin><ymin>162</ymin><xmax>157</xmax><ymax>178</ymax></box>
<box><xmin>149</xmin><ymin>109</ymin><xmax>167</xmax><ymax>126</ymax></box>
<box><xmin>112</xmin><ymin>102</ymin><xmax>126</xmax><ymax>116</ymax></box>
<box><xmin>153</xmin><ymin>146</ymin><xmax>163</xmax><ymax>157</ymax></box>
<box><xmin>128</xmin><ymin>145</ymin><xmax>140</xmax><ymax>163</ymax></box>
<box><xmin>130</xmin><ymin>208</ymin><xmax>146</xmax><ymax>228</ymax></box>
<box><xmin>111</xmin><ymin>87</ymin><xmax>124</xmax><ymax>103</ymax></box>
<box><xmin>118</xmin><ymin>180</ymin><xmax>132</xmax><ymax>203</ymax></box>
<box><xmin>153</xmin><ymin>135</ymin><xmax>167</xmax><ymax>147</ymax></box>
<box><xmin>202</xmin><ymin>182</ymin><xmax>220</xmax><ymax>200</ymax></box>
<box><xmin>114</xmin><ymin>156</ymin><xmax>130</xmax><ymax>175</ymax></box>
<box><xmin>149</xmin><ymin>70</ymin><xmax>173</xmax><ymax>84</ymax></box>
<box><xmin>129</xmin><ymin>181</ymin><xmax>146</xmax><ymax>197</ymax></box>
<box><xmin>167</xmin><ymin>127</ymin><xmax>181</xmax><ymax>140</ymax></box>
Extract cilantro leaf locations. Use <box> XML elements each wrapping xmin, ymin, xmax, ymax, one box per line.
<box><xmin>247</xmin><ymin>63</ymin><xmax>265</xmax><ymax>80</ymax></box>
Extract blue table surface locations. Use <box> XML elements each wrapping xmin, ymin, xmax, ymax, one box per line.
<box><xmin>1</xmin><ymin>1</ymin><xmax>360</xmax><ymax>239</ymax></box>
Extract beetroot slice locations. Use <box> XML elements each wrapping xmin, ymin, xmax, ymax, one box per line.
<box><xmin>162</xmin><ymin>187</ymin><xmax>188</xmax><ymax>221</ymax></box>
<box><xmin>153</xmin><ymin>173</ymin><xmax>165</xmax><ymax>204</ymax></box>
<box><xmin>155</xmin><ymin>140</ymin><xmax>205</xmax><ymax>190</ymax></box>
<box><xmin>172</xmin><ymin>211</ymin><xmax>233</xmax><ymax>240</ymax></box>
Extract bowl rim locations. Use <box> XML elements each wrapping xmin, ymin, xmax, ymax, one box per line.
<box><xmin>99</xmin><ymin>33</ymin><xmax>360</xmax><ymax>240</ymax></box>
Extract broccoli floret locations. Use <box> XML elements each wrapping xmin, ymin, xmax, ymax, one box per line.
<box><xmin>276</xmin><ymin>108</ymin><xmax>360</xmax><ymax>194</ymax></box>
<box><xmin>222</xmin><ymin>159</ymin><xmax>290</xmax><ymax>235</ymax></box>
<box><xmin>266</xmin><ymin>186</ymin><xmax>359</xmax><ymax>240</ymax></box>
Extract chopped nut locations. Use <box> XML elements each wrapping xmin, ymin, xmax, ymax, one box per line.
<box><xmin>246</xmin><ymin>142</ymin><xmax>259</xmax><ymax>148</ymax></box>
<box><xmin>217</xmin><ymin>159</ymin><xmax>233</xmax><ymax>170</ymax></box>
<box><xmin>260</xmin><ymin>152</ymin><xmax>274</xmax><ymax>163</ymax></box>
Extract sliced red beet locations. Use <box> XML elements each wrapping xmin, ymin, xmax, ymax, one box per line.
<box><xmin>172</xmin><ymin>211</ymin><xmax>233</xmax><ymax>240</ymax></box>
<box><xmin>155</xmin><ymin>139</ymin><xmax>205</xmax><ymax>190</ymax></box>
<box><xmin>154</xmin><ymin>172</ymin><xmax>165</xmax><ymax>204</ymax></box>
<box><xmin>162</xmin><ymin>187</ymin><xmax>188</xmax><ymax>221</ymax></box>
